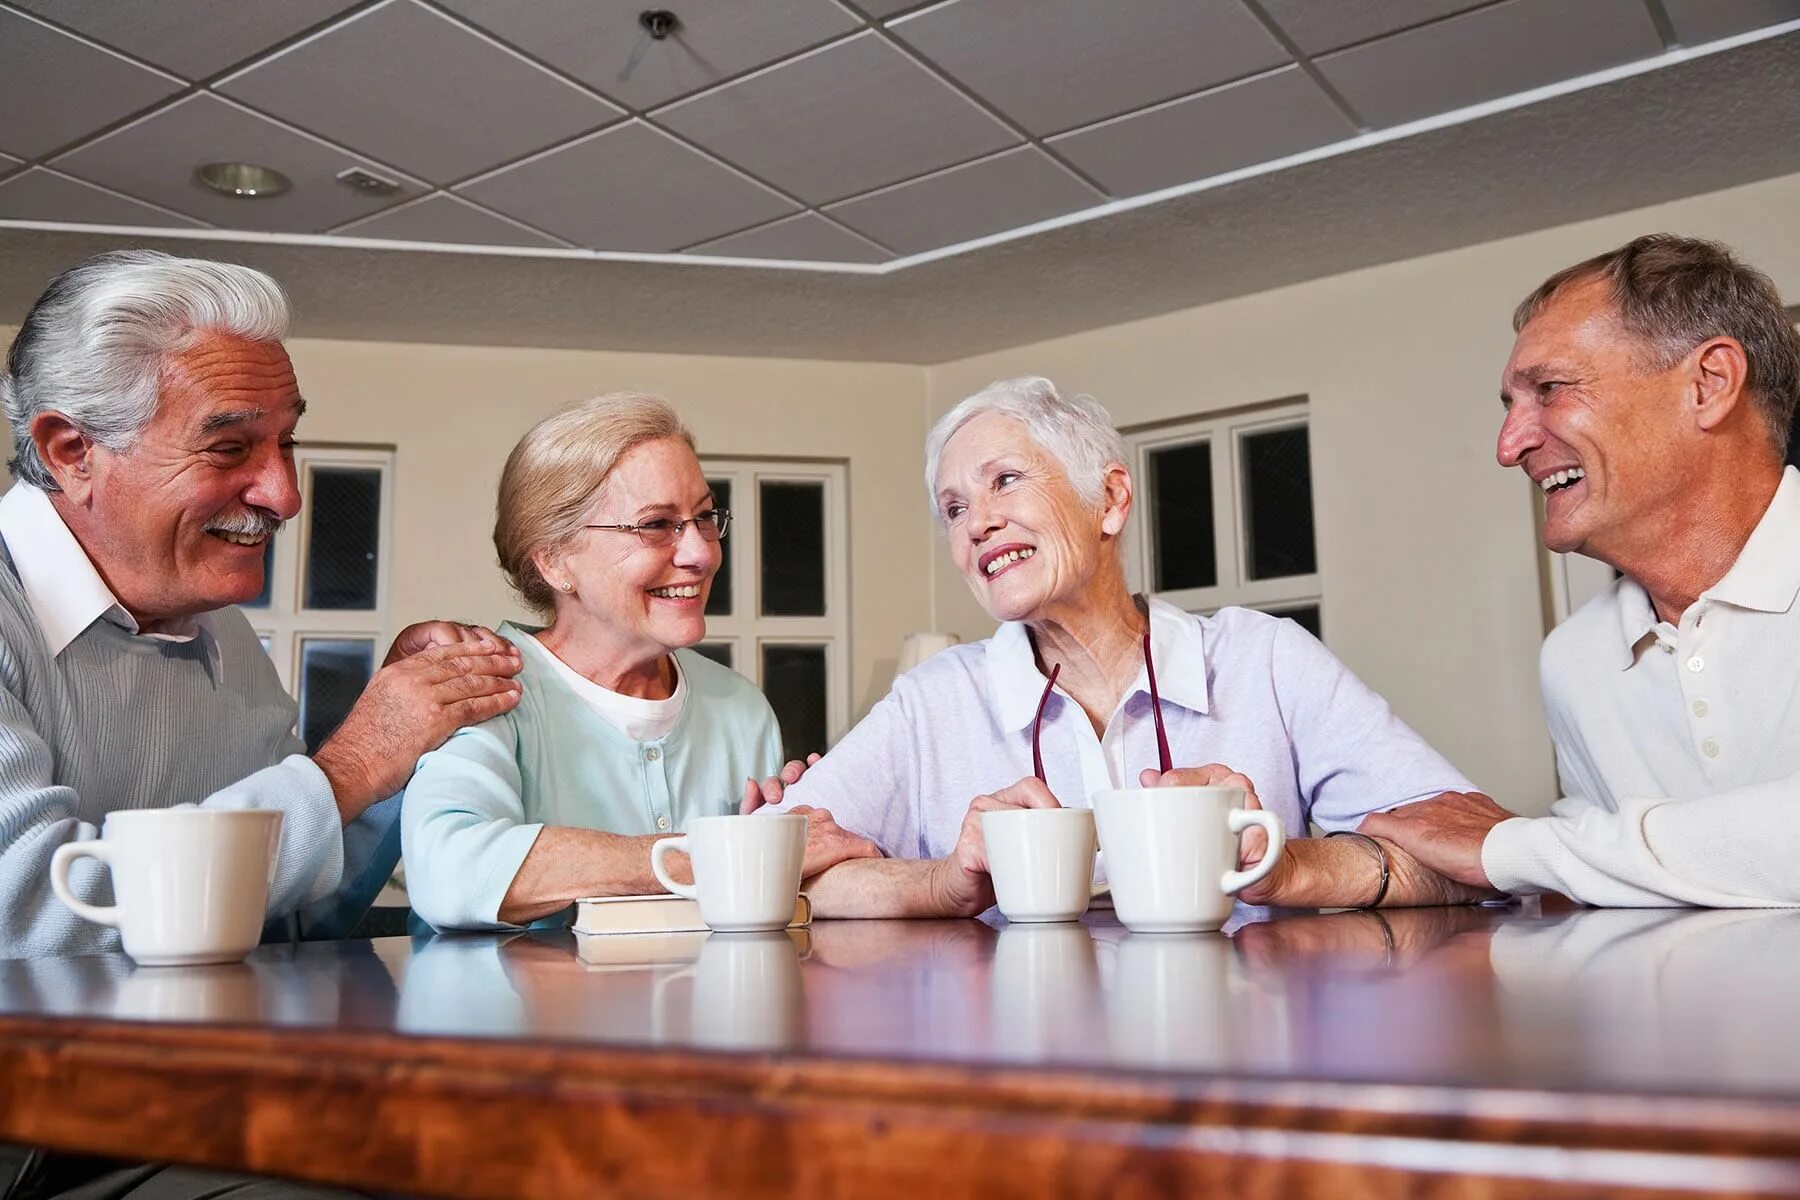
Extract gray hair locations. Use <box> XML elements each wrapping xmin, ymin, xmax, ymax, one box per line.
<box><xmin>1514</xmin><ymin>234</ymin><xmax>1800</xmax><ymax>454</ymax></box>
<box><xmin>0</xmin><ymin>250</ymin><xmax>291</xmax><ymax>489</ymax></box>
<box><xmin>924</xmin><ymin>376</ymin><xmax>1127</xmax><ymax>519</ymax></box>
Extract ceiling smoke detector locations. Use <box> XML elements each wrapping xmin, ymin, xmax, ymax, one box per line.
<box><xmin>638</xmin><ymin>9</ymin><xmax>679</xmax><ymax>39</ymax></box>
<box><xmin>335</xmin><ymin>167</ymin><xmax>402</xmax><ymax>196</ymax></box>
<box><xmin>195</xmin><ymin>162</ymin><xmax>291</xmax><ymax>198</ymax></box>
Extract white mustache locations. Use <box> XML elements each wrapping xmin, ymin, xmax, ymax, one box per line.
<box><xmin>204</xmin><ymin>509</ymin><xmax>284</xmax><ymax>538</ymax></box>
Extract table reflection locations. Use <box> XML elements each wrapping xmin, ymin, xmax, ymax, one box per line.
<box><xmin>8</xmin><ymin>904</ymin><xmax>1800</xmax><ymax>1102</ymax></box>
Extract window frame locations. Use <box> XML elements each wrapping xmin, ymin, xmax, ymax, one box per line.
<box><xmin>697</xmin><ymin>457</ymin><xmax>851</xmax><ymax>747</ymax></box>
<box><xmin>244</xmin><ymin>444</ymin><xmax>396</xmax><ymax>697</ymax></box>
<box><xmin>1125</xmin><ymin>403</ymin><xmax>1322</xmax><ymax>625</ymax></box>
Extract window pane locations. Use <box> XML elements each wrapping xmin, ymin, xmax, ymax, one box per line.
<box><xmin>762</xmin><ymin>643</ymin><xmax>827</xmax><ymax>762</ymax></box>
<box><xmin>1147</xmin><ymin>441</ymin><xmax>1217</xmax><ymax>591</ymax></box>
<box><xmin>692</xmin><ymin>642</ymin><xmax>733</xmax><ymax>669</ymax></box>
<box><xmin>1242</xmin><ymin>426</ymin><xmax>1316</xmax><ymax>580</ymax></box>
<box><xmin>241</xmin><ymin>539</ymin><xmax>275</xmax><ymax>609</ymax></box>
<box><xmin>760</xmin><ymin>481</ymin><xmax>826</xmax><ymax>617</ymax></box>
<box><xmin>298</xmin><ymin>638</ymin><xmax>374</xmax><ymax>753</ymax></box>
<box><xmin>305</xmin><ymin>467</ymin><xmax>381</xmax><ymax>610</ymax></box>
<box><xmin>1268</xmin><ymin>604</ymin><xmax>1322</xmax><ymax>641</ymax></box>
<box><xmin>706</xmin><ymin>477</ymin><xmax>732</xmax><ymax>617</ymax></box>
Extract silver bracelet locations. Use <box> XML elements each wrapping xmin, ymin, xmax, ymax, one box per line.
<box><xmin>1326</xmin><ymin>830</ymin><xmax>1391</xmax><ymax>908</ymax></box>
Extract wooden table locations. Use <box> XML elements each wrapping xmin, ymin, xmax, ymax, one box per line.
<box><xmin>4</xmin><ymin>902</ymin><xmax>1800</xmax><ymax>1198</ymax></box>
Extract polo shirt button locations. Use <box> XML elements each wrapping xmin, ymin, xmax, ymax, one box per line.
<box><xmin>656</xmin><ymin>815</ymin><xmax>671</xmax><ymax>831</ymax></box>
<box><xmin>1702</xmin><ymin>738</ymin><xmax>1720</xmax><ymax>759</ymax></box>
<box><xmin>1692</xmin><ymin>699</ymin><xmax>1709</xmax><ymax>717</ymax></box>
<box><xmin>644</xmin><ymin>747</ymin><xmax>661</xmax><ymax>762</ymax></box>
<box><xmin>1687</xmin><ymin>655</ymin><xmax>1705</xmax><ymax>673</ymax></box>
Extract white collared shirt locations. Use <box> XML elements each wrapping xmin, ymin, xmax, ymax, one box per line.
<box><xmin>1484</xmin><ymin>466</ymin><xmax>1800</xmax><ymax>906</ymax></box>
<box><xmin>773</xmin><ymin>597</ymin><xmax>1473</xmax><ymax>862</ymax></box>
<box><xmin>0</xmin><ymin>483</ymin><xmax>219</xmax><ymax>666</ymax></box>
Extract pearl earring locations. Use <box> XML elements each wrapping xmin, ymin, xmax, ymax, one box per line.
<box><xmin>560</xmin><ymin>582</ymin><xmax>574</xmax><ymax>593</ymax></box>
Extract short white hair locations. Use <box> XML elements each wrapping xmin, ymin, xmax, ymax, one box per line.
<box><xmin>924</xmin><ymin>376</ymin><xmax>1126</xmax><ymax>518</ymax></box>
<box><xmin>1</xmin><ymin>250</ymin><xmax>291</xmax><ymax>490</ymax></box>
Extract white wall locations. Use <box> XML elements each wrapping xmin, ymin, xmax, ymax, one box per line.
<box><xmin>926</xmin><ymin>170</ymin><xmax>1800</xmax><ymax>814</ymax></box>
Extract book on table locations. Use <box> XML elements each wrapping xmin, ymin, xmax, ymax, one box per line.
<box><xmin>571</xmin><ymin>892</ymin><xmax>812</xmax><ymax>936</ymax></box>
<box><xmin>573</xmin><ymin>926</ymin><xmax>813</xmax><ymax>969</ymax></box>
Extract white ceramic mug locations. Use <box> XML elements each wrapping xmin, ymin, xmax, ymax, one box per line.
<box><xmin>650</xmin><ymin>813</ymin><xmax>806</xmax><ymax>932</ymax></box>
<box><xmin>981</xmin><ymin>807</ymin><xmax>1098</xmax><ymax>923</ymax></box>
<box><xmin>50</xmin><ymin>808</ymin><xmax>283</xmax><ymax>966</ymax></box>
<box><xmin>1092</xmin><ymin>786</ymin><xmax>1284</xmax><ymax>933</ymax></box>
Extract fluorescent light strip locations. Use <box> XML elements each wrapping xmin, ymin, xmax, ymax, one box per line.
<box><xmin>3</xmin><ymin>17</ymin><xmax>1797</xmax><ymax>276</ymax></box>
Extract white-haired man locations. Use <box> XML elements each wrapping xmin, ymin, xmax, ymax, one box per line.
<box><xmin>1364</xmin><ymin>235</ymin><xmax>1800</xmax><ymax>906</ymax></box>
<box><xmin>0</xmin><ymin>250</ymin><xmax>523</xmax><ymax>961</ymax></box>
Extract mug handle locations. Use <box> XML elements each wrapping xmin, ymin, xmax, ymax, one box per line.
<box><xmin>1221</xmin><ymin>809</ymin><xmax>1286</xmax><ymax>897</ymax></box>
<box><xmin>650</xmin><ymin>835</ymin><xmax>697</xmax><ymax>899</ymax></box>
<box><xmin>50</xmin><ymin>841</ymin><xmax>122</xmax><ymax>927</ymax></box>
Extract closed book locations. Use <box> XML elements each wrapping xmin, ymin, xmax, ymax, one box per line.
<box><xmin>573</xmin><ymin>926</ymin><xmax>813</xmax><ymax>969</ymax></box>
<box><xmin>572</xmin><ymin>892</ymin><xmax>812</xmax><ymax>935</ymax></box>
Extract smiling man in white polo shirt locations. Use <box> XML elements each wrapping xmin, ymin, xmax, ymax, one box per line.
<box><xmin>1364</xmin><ymin>234</ymin><xmax>1800</xmax><ymax>906</ymax></box>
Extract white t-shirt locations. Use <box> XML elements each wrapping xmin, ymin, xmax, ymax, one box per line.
<box><xmin>529</xmin><ymin>633</ymin><xmax>685</xmax><ymax>742</ymax></box>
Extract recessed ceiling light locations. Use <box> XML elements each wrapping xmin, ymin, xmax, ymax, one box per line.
<box><xmin>195</xmin><ymin>162</ymin><xmax>291</xmax><ymax>199</ymax></box>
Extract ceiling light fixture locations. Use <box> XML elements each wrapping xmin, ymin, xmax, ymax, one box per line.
<box><xmin>335</xmin><ymin>167</ymin><xmax>401</xmax><ymax>196</ymax></box>
<box><xmin>638</xmin><ymin>9</ymin><xmax>679</xmax><ymax>40</ymax></box>
<box><xmin>194</xmin><ymin>162</ymin><xmax>291</xmax><ymax>199</ymax></box>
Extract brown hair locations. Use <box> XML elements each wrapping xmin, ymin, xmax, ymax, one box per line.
<box><xmin>1514</xmin><ymin>234</ymin><xmax>1800</xmax><ymax>453</ymax></box>
<box><xmin>493</xmin><ymin>392</ymin><xmax>695</xmax><ymax>614</ymax></box>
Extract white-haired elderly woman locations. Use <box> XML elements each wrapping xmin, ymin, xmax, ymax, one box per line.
<box><xmin>765</xmin><ymin>377</ymin><xmax>1497</xmax><ymax>916</ymax></box>
<box><xmin>402</xmin><ymin>394</ymin><xmax>876</xmax><ymax>931</ymax></box>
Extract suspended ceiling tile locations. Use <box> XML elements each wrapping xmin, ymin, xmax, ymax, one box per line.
<box><xmin>12</xmin><ymin>0</ymin><xmax>362</xmax><ymax>80</ymax></box>
<box><xmin>846</xmin><ymin>0</ymin><xmax>934</xmax><ymax>17</ymax></box>
<box><xmin>217</xmin><ymin>0</ymin><xmax>622</xmax><ymax>184</ymax></box>
<box><xmin>827</xmin><ymin>146</ymin><xmax>1098</xmax><ymax>254</ymax></box>
<box><xmin>1315</xmin><ymin>0</ymin><xmax>1664</xmax><ymax>129</ymax></box>
<box><xmin>0</xmin><ymin>167</ymin><xmax>208</xmax><ymax>228</ymax></box>
<box><xmin>1257</xmin><ymin>0</ymin><xmax>1490</xmax><ymax>57</ymax></box>
<box><xmin>1659</xmin><ymin>0</ymin><xmax>1800</xmax><ymax>45</ymax></box>
<box><xmin>458</xmin><ymin>120</ymin><xmax>797</xmax><ymax>252</ymax></box>
<box><xmin>1048</xmin><ymin>67</ymin><xmax>1354</xmax><ymax>196</ymax></box>
<box><xmin>50</xmin><ymin>94</ymin><xmax>428</xmax><ymax>232</ymax></box>
<box><xmin>333</xmin><ymin>193</ymin><xmax>568</xmax><ymax>247</ymax></box>
<box><xmin>437</xmin><ymin>0</ymin><xmax>862</xmax><ymax>110</ymax></box>
<box><xmin>0</xmin><ymin>154</ymin><xmax>22</xmax><ymax>181</ymax></box>
<box><xmin>0</xmin><ymin>8</ymin><xmax>184</xmax><ymax>159</ymax></box>
<box><xmin>654</xmin><ymin>32</ymin><xmax>1017</xmax><ymax>204</ymax></box>
<box><xmin>686</xmin><ymin>213</ymin><xmax>892</xmax><ymax>263</ymax></box>
<box><xmin>890</xmin><ymin>0</ymin><xmax>1288</xmax><ymax>137</ymax></box>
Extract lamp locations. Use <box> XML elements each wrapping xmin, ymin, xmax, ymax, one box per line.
<box><xmin>897</xmin><ymin>632</ymin><xmax>960</xmax><ymax>674</ymax></box>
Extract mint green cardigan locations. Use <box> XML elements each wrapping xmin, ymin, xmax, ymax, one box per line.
<box><xmin>400</xmin><ymin>623</ymin><xmax>783</xmax><ymax>931</ymax></box>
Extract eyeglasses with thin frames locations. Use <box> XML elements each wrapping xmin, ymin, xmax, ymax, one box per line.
<box><xmin>1031</xmin><ymin>625</ymin><xmax>1171</xmax><ymax>783</ymax></box>
<box><xmin>583</xmin><ymin>508</ymin><xmax>731</xmax><ymax>548</ymax></box>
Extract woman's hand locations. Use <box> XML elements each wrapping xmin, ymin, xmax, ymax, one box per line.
<box><xmin>740</xmin><ymin>753</ymin><xmax>822</xmax><ymax>813</ymax></box>
<box><xmin>930</xmin><ymin>777</ymin><xmax>1061</xmax><ymax>917</ymax></box>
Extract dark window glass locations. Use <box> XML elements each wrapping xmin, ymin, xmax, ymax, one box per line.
<box><xmin>762</xmin><ymin>643</ymin><xmax>827</xmax><ymax>762</ymax></box>
<box><xmin>692</xmin><ymin>642</ymin><xmax>733</xmax><ymax>669</ymax></box>
<box><xmin>241</xmin><ymin>539</ymin><xmax>275</xmax><ymax>609</ymax></box>
<box><xmin>298</xmin><ymin>638</ymin><xmax>374</xmax><ymax>753</ymax></box>
<box><xmin>760</xmin><ymin>481</ymin><xmax>826</xmax><ymax>617</ymax></box>
<box><xmin>1268</xmin><ymin>604</ymin><xmax>1322</xmax><ymax>642</ymax></box>
<box><xmin>1242</xmin><ymin>426</ymin><xmax>1317</xmax><ymax>580</ymax></box>
<box><xmin>305</xmin><ymin>467</ymin><xmax>381</xmax><ymax>610</ymax></box>
<box><xmin>705</xmin><ymin>478</ymin><xmax>733</xmax><ymax>617</ymax></box>
<box><xmin>1147</xmin><ymin>441</ymin><xmax>1216</xmax><ymax>591</ymax></box>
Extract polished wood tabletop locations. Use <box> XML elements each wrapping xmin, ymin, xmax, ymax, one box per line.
<box><xmin>4</xmin><ymin>902</ymin><xmax>1800</xmax><ymax>1198</ymax></box>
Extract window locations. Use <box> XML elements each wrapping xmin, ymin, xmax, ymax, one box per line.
<box><xmin>696</xmin><ymin>459</ymin><xmax>849</xmax><ymax>761</ymax></box>
<box><xmin>240</xmin><ymin>446</ymin><xmax>394</xmax><ymax>751</ymax></box>
<box><xmin>1125</xmin><ymin>405</ymin><xmax>1322</xmax><ymax>636</ymax></box>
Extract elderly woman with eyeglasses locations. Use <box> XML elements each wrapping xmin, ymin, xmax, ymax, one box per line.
<box><xmin>402</xmin><ymin>393</ymin><xmax>877</xmax><ymax>931</ymax></box>
<box><xmin>763</xmin><ymin>377</ymin><xmax>1498</xmax><ymax>917</ymax></box>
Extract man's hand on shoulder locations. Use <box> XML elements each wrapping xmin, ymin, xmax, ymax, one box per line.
<box><xmin>315</xmin><ymin>632</ymin><xmax>523</xmax><ymax>819</ymax></box>
<box><xmin>1358</xmin><ymin>791</ymin><xmax>1516</xmax><ymax>890</ymax></box>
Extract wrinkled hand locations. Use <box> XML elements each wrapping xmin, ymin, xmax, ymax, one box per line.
<box><xmin>785</xmin><ymin>804</ymin><xmax>882</xmax><ymax>878</ymax></box>
<box><xmin>314</xmin><ymin>636</ymin><xmax>523</xmax><ymax>819</ymax></box>
<box><xmin>383</xmin><ymin>620</ymin><xmax>508</xmax><ymax>667</ymax></box>
<box><xmin>741</xmin><ymin>753</ymin><xmax>822</xmax><ymax>813</ymax></box>
<box><xmin>1358</xmin><ymin>791</ymin><xmax>1515</xmax><ymax>890</ymax></box>
<box><xmin>931</xmin><ymin>776</ymin><xmax>1061</xmax><ymax>917</ymax></box>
